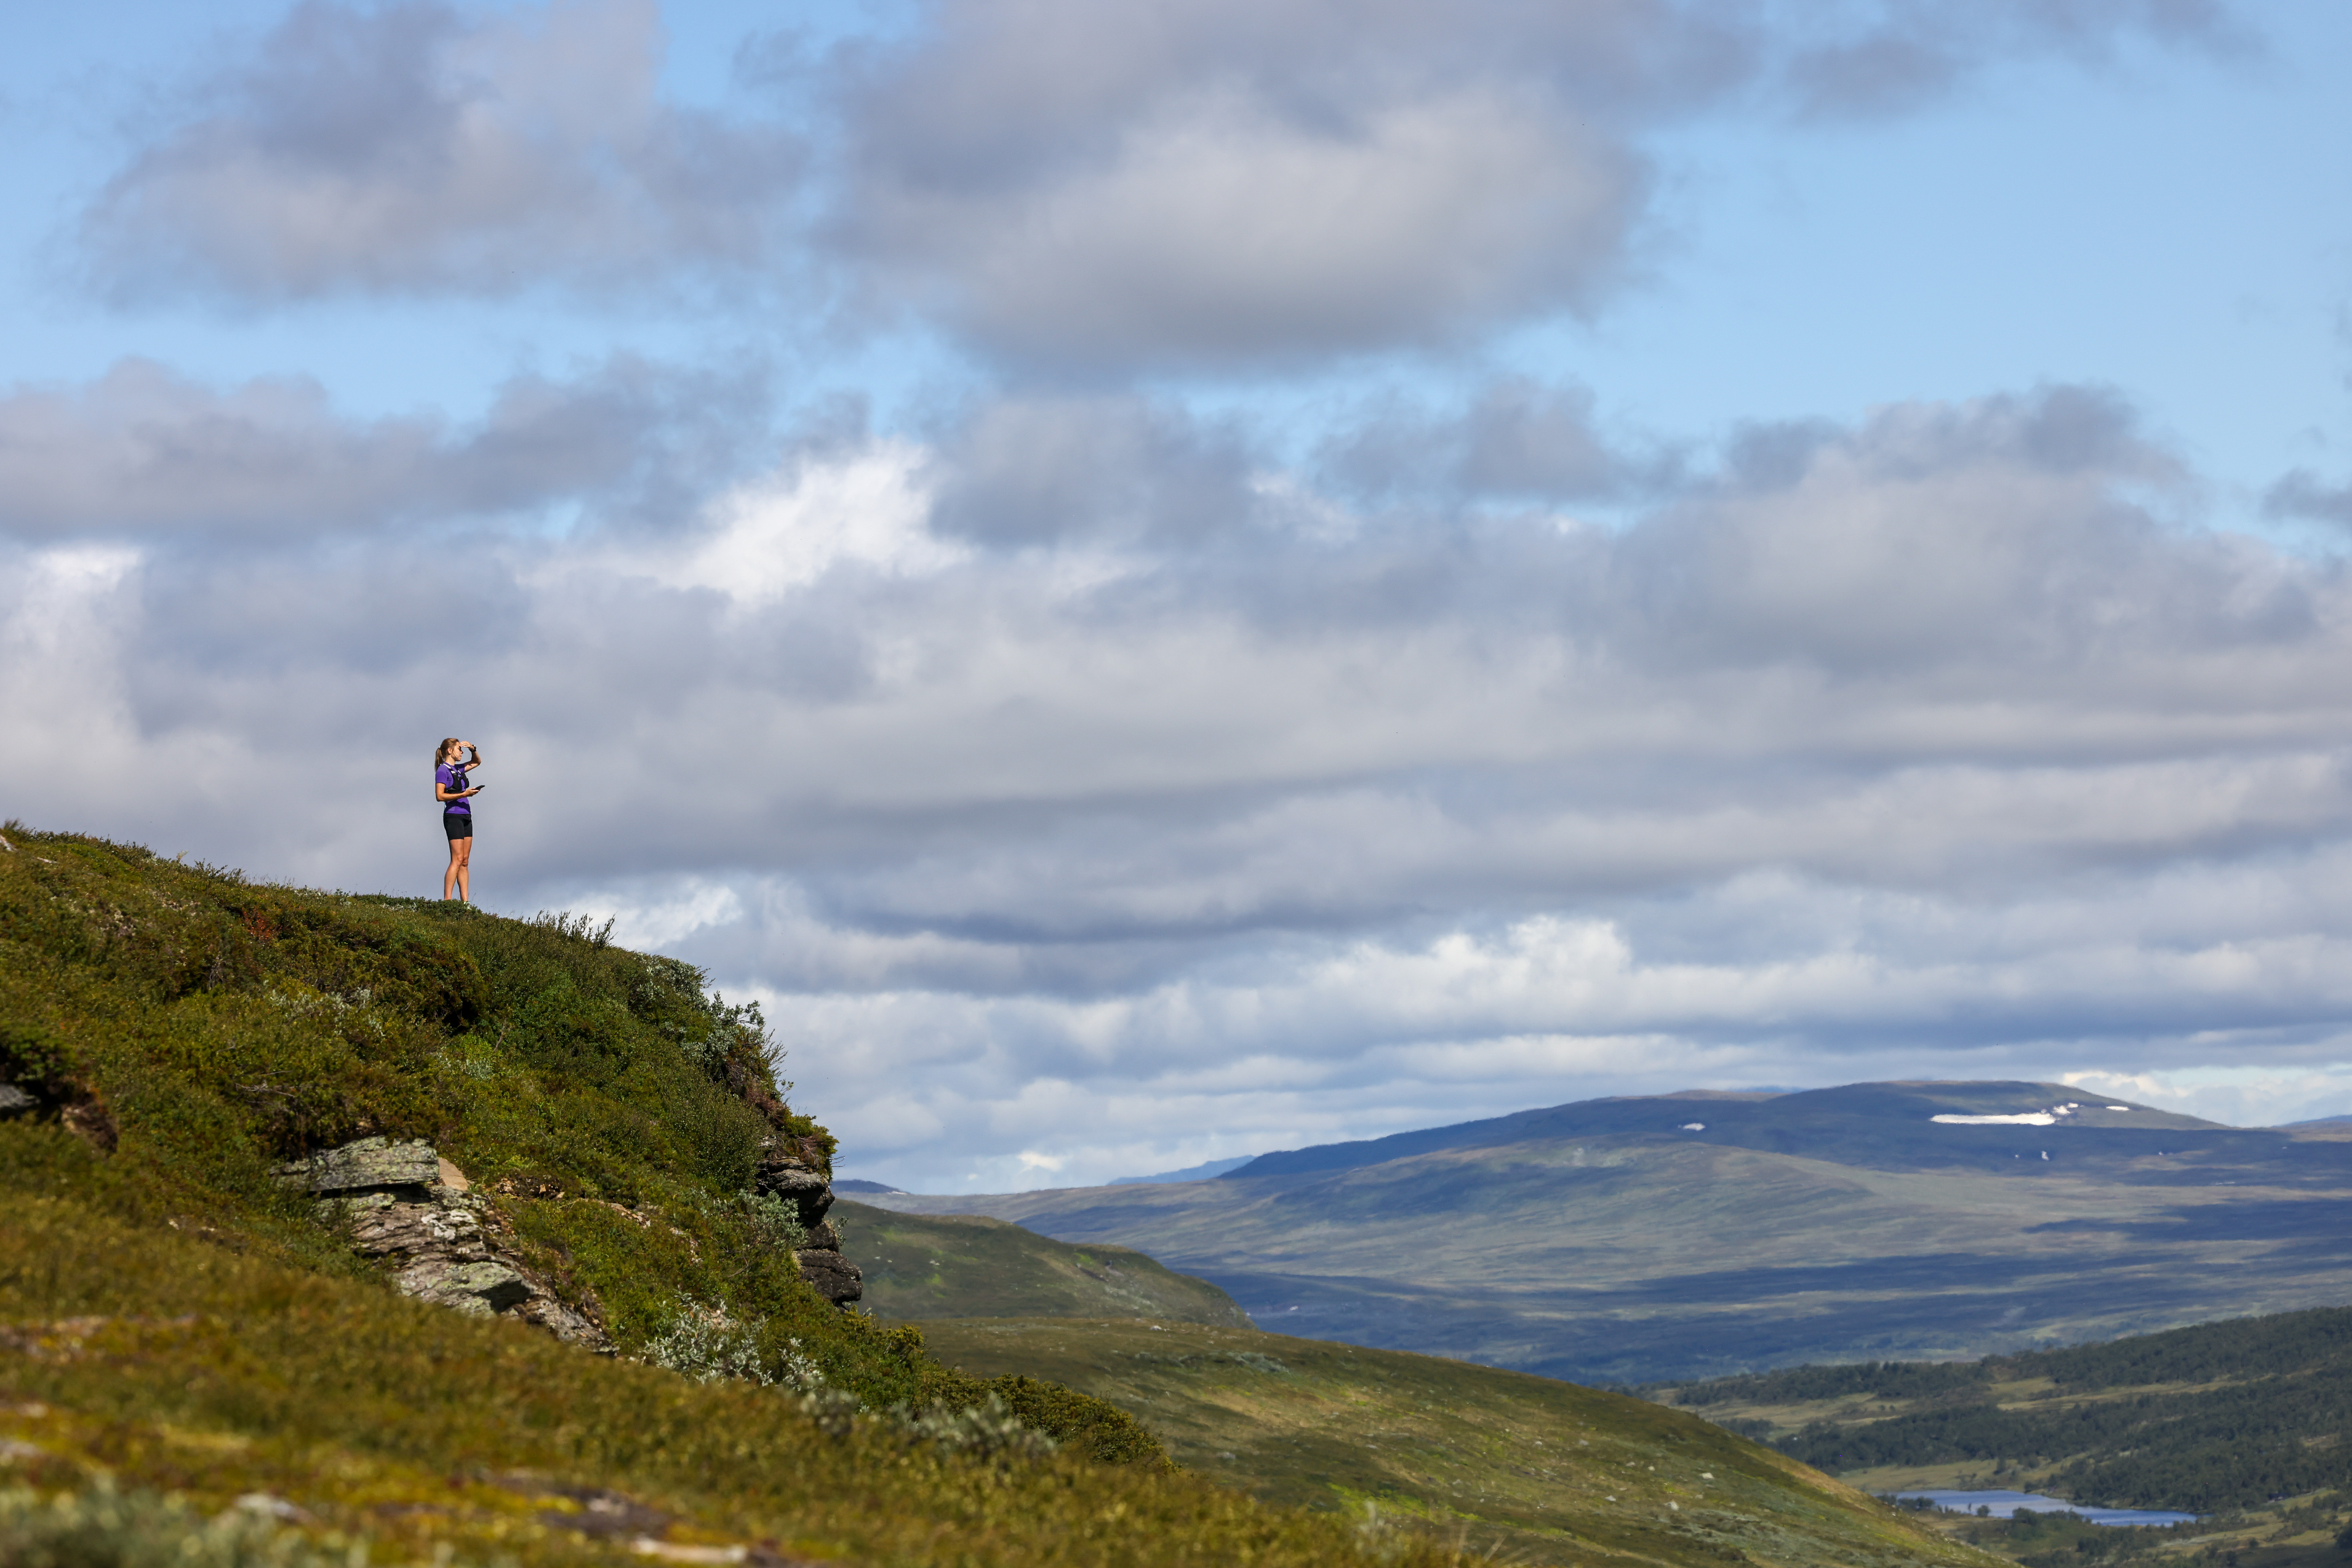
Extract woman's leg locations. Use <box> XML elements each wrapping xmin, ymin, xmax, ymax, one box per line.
<box><xmin>455</xmin><ymin>835</ymin><xmax>473</xmax><ymax>903</ymax></box>
<box><xmin>443</xmin><ymin>833</ymin><xmax>464</xmax><ymax>900</ymax></box>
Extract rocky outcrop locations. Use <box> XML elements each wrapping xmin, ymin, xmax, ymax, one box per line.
<box><xmin>755</xmin><ymin>1144</ymin><xmax>862</xmax><ymax>1306</ymax></box>
<box><xmin>277</xmin><ymin>1138</ymin><xmax>607</xmax><ymax>1349</ymax></box>
<box><xmin>793</xmin><ymin>1249</ymin><xmax>862</xmax><ymax>1304</ymax></box>
<box><xmin>754</xmin><ymin>1147</ymin><xmax>833</xmax><ymax>1225</ymax></box>
<box><xmin>282</xmin><ymin>1136</ymin><xmax>862</xmax><ymax>1334</ymax></box>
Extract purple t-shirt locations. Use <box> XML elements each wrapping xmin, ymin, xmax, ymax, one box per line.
<box><xmin>437</xmin><ymin>762</ymin><xmax>471</xmax><ymax>816</ymax></box>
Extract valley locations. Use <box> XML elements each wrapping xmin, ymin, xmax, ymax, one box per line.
<box><xmin>920</xmin><ymin>1315</ymin><xmax>1979</xmax><ymax>1568</ymax></box>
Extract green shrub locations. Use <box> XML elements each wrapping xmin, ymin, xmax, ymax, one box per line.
<box><xmin>645</xmin><ymin>1305</ymin><xmax>774</xmax><ymax>1385</ymax></box>
<box><xmin>0</xmin><ymin>1483</ymin><xmax>368</xmax><ymax>1568</ymax></box>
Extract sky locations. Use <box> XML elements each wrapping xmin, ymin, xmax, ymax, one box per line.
<box><xmin>6</xmin><ymin>0</ymin><xmax>2352</xmax><ymax>1189</ymax></box>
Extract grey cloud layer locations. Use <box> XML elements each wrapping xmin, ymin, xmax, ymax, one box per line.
<box><xmin>7</xmin><ymin>372</ymin><xmax>2349</xmax><ymax>1175</ymax></box>
<box><xmin>74</xmin><ymin>0</ymin><xmax>2239</xmax><ymax>364</ymax></box>
<box><xmin>0</xmin><ymin>357</ymin><xmax>767</xmax><ymax>539</ymax></box>
<box><xmin>809</xmin><ymin>0</ymin><xmax>2240</xmax><ymax>369</ymax></box>
<box><xmin>79</xmin><ymin>0</ymin><xmax>798</xmax><ymax>301</ymax></box>
<box><xmin>1318</xmin><ymin>378</ymin><xmax>1681</xmax><ymax>503</ymax></box>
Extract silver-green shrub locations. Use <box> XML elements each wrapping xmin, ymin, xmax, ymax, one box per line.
<box><xmin>888</xmin><ymin>1393</ymin><xmax>1058</xmax><ymax>1463</ymax></box>
<box><xmin>734</xmin><ymin>1189</ymin><xmax>807</xmax><ymax>1251</ymax></box>
<box><xmin>644</xmin><ymin>1308</ymin><xmax>772</xmax><ymax>1386</ymax></box>
<box><xmin>0</xmin><ymin>1483</ymin><xmax>370</xmax><ymax>1568</ymax></box>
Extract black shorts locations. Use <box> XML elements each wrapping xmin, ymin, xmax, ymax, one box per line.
<box><xmin>443</xmin><ymin>813</ymin><xmax>473</xmax><ymax>841</ymax></box>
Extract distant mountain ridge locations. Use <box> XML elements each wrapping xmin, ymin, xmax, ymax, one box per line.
<box><xmin>860</xmin><ymin>1080</ymin><xmax>2352</xmax><ymax>1383</ymax></box>
<box><xmin>1222</xmin><ymin>1081</ymin><xmax>2226</xmax><ymax>1181</ymax></box>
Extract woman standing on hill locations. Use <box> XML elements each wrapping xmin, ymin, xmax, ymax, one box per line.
<box><xmin>434</xmin><ymin>737</ymin><xmax>484</xmax><ymax>902</ymax></box>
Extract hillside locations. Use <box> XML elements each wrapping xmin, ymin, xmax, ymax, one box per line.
<box><xmin>0</xmin><ymin>824</ymin><xmax>1439</xmax><ymax>1568</ymax></box>
<box><xmin>0</xmin><ymin>824</ymin><xmax>1988</xmax><ymax>1568</ymax></box>
<box><xmin>837</xmin><ymin>1199</ymin><xmax>1253</xmax><ymax>1325</ymax></box>
<box><xmin>861</xmin><ymin>1083</ymin><xmax>2352</xmax><ymax>1381</ymax></box>
<box><xmin>919</xmin><ymin>1317</ymin><xmax>1997</xmax><ymax>1568</ymax></box>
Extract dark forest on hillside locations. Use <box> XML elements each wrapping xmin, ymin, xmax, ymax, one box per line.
<box><xmin>1659</xmin><ymin>1306</ymin><xmax>2352</xmax><ymax>1511</ymax></box>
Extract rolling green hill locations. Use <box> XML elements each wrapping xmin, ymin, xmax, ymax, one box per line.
<box><xmin>919</xmin><ymin>1317</ymin><xmax>1996</xmax><ymax>1568</ymax></box>
<box><xmin>862</xmin><ymin>1084</ymin><xmax>2352</xmax><ymax>1381</ymax></box>
<box><xmin>837</xmin><ymin>1199</ymin><xmax>1253</xmax><ymax>1325</ymax></box>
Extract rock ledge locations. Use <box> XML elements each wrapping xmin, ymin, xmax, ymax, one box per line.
<box><xmin>276</xmin><ymin>1137</ymin><xmax>606</xmax><ymax>1348</ymax></box>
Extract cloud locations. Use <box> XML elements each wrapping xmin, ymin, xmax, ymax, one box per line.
<box><xmin>0</xmin><ymin>356</ymin><xmax>767</xmax><ymax>541</ymax></box>
<box><xmin>1778</xmin><ymin>0</ymin><xmax>2249</xmax><ymax>121</ymax></box>
<box><xmin>77</xmin><ymin>0</ymin><xmax>799</xmax><ymax>302</ymax></box>
<box><xmin>70</xmin><ymin>0</ymin><xmax>2242</xmax><ymax>360</ymax></box>
<box><xmin>2061</xmin><ymin>1064</ymin><xmax>2352</xmax><ymax>1130</ymax></box>
<box><xmin>2264</xmin><ymin>468</ymin><xmax>2352</xmax><ymax>528</ymax></box>
<box><xmin>629</xmin><ymin>438</ymin><xmax>963</xmax><ymax>603</ymax></box>
<box><xmin>1317</xmin><ymin>377</ymin><xmax>1681</xmax><ymax>504</ymax></box>
<box><xmin>838</xmin><ymin>82</ymin><xmax>1646</xmax><ymax>371</ymax></box>
<box><xmin>814</xmin><ymin>0</ymin><xmax>2243</xmax><ymax>372</ymax></box>
<box><xmin>10</xmin><ymin>370</ymin><xmax>2350</xmax><ymax>1183</ymax></box>
<box><xmin>927</xmin><ymin>396</ymin><xmax>1267</xmax><ymax>547</ymax></box>
<box><xmin>820</xmin><ymin>0</ymin><xmax>1726</xmax><ymax>370</ymax></box>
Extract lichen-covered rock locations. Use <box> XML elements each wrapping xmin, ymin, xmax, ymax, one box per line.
<box><xmin>284</xmin><ymin>1137</ymin><xmax>608</xmax><ymax>1350</ymax></box>
<box><xmin>276</xmin><ymin>1136</ymin><xmax>441</xmax><ymax>1194</ymax></box>
<box><xmin>346</xmin><ymin>1194</ymin><xmax>485</xmax><ymax>1258</ymax></box>
<box><xmin>795</xmin><ymin>1248</ymin><xmax>863</xmax><ymax>1304</ymax></box>
<box><xmin>401</xmin><ymin>1257</ymin><xmax>531</xmax><ymax>1315</ymax></box>
<box><xmin>801</xmin><ymin>1219</ymin><xmax>842</xmax><ymax>1252</ymax></box>
<box><xmin>506</xmin><ymin>1286</ymin><xmax>605</xmax><ymax>1344</ymax></box>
